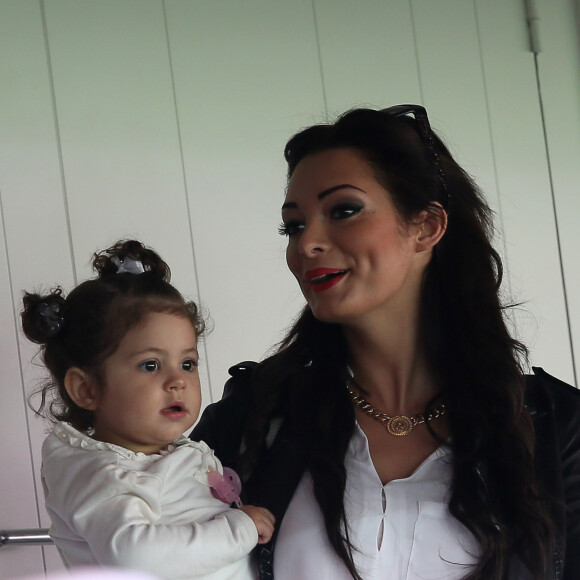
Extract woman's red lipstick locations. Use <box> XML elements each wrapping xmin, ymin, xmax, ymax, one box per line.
<box><xmin>304</xmin><ymin>268</ymin><xmax>348</xmax><ymax>293</ymax></box>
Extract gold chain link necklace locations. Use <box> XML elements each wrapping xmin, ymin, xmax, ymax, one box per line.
<box><xmin>346</xmin><ymin>381</ymin><xmax>447</xmax><ymax>437</ymax></box>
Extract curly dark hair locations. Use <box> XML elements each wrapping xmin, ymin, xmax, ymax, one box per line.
<box><xmin>242</xmin><ymin>108</ymin><xmax>554</xmax><ymax>580</ymax></box>
<box><xmin>22</xmin><ymin>239</ymin><xmax>204</xmax><ymax>432</ymax></box>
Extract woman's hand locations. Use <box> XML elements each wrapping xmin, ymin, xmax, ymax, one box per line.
<box><xmin>239</xmin><ymin>505</ymin><xmax>276</xmax><ymax>544</ymax></box>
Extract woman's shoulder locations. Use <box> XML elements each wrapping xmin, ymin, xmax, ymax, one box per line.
<box><xmin>189</xmin><ymin>361</ymin><xmax>258</xmax><ymax>461</ymax></box>
<box><xmin>525</xmin><ymin>367</ymin><xmax>580</xmax><ymax>441</ymax></box>
<box><xmin>191</xmin><ymin>361</ymin><xmax>256</xmax><ymax>431</ymax></box>
<box><xmin>201</xmin><ymin>361</ymin><xmax>257</xmax><ymax>416</ymax></box>
<box><xmin>222</xmin><ymin>361</ymin><xmax>258</xmax><ymax>399</ymax></box>
<box><xmin>525</xmin><ymin>367</ymin><xmax>580</xmax><ymax>403</ymax></box>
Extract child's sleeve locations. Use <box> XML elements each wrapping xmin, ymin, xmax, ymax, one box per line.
<box><xmin>90</xmin><ymin>492</ymin><xmax>258</xmax><ymax>576</ymax></box>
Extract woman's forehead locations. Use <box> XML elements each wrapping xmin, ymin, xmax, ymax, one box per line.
<box><xmin>285</xmin><ymin>149</ymin><xmax>377</xmax><ymax>198</ymax></box>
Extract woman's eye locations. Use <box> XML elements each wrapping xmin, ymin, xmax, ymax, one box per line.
<box><xmin>181</xmin><ymin>359</ymin><xmax>198</xmax><ymax>372</ymax></box>
<box><xmin>139</xmin><ymin>360</ymin><xmax>159</xmax><ymax>372</ymax></box>
<box><xmin>278</xmin><ymin>221</ymin><xmax>304</xmax><ymax>237</ymax></box>
<box><xmin>331</xmin><ymin>203</ymin><xmax>363</xmax><ymax>220</ymax></box>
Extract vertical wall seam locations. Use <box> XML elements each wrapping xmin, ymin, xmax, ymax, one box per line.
<box><xmin>531</xmin><ymin>54</ymin><xmax>578</xmax><ymax>385</ymax></box>
<box><xmin>311</xmin><ymin>0</ymin><xmax>328</xmax><ymax>118</ymax></box>
<box><xmin>408</xmin><ymin>0</ymin><xmax>425</xmax><ymax>105</ymax></box>
<box><xmin>40</xmin><ymin>0</ymin><xmax>76</xmax><ymax>286</ymax></box>
<box><xmin>0</xmin><ymin>187</ymin><xmax>47</xmax><ymax>571</ymax></box>
<box><xmin>473</xmin><ymin>1</ymin><xmax>513</xmax><ymax>301</ymax></box>
<box><xmin>523</xmin><ymin>0</ymin><xmax>577</xmax><ymax>384</ymax></box>
<box><xmin>161</xmin><ymin>1</ymin><xmax>213</xmax><ymax>399</ymax></box>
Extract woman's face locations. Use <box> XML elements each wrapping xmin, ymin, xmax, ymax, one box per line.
<box><xmin>281</xmin><ymin>148</ymin><xmax>433</xmax><ymax>326</ymax></box>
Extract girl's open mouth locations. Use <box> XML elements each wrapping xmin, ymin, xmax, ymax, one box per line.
<box><xmin>161</xmin><ymin>402</ymin><xmax>187</xmax><ymax>419</ymax></box>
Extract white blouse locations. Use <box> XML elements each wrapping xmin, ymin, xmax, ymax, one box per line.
<box><xmin>273</xmin><ymin>423</ymin><xmax>480</xmax><ymax>580</ymax></box>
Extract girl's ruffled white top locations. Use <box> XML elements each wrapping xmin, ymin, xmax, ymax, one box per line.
<box><xmin>41</xmin><ymin>422</ymin><xmax>258</xmax><ymax>580</ymax></box>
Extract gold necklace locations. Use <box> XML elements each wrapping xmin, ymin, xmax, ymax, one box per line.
<box><xmin>346</xmin><ymin>382</ymin><xmax>446</xmax><ymax>437</ymax></box>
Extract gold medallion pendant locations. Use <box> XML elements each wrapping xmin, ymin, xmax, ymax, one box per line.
<box><xmin>386</xmin><ymin>416</ymin><xmax>414</xmax><ymax>437</ymax></box>
<box><xmin>346</xmin><ymin>382</ymin><xmax>446</xmax><ymax>437</ymax></box>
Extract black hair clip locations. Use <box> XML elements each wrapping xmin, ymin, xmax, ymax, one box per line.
<box><xmin>37</xmin><ymin>302</ymin><xmax>64</xmax><ymax>337</ymax></box>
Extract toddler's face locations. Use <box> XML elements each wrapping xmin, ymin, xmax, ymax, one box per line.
<box><xmin>92</xmin><ymin>312</ymin><xmax>202</xmax><ymax>454</ymax></box>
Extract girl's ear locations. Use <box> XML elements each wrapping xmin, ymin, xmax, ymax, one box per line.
<box><xmin>64</xmin><ymin>368</ymin><xmax>99</xmax><ymax>410</ymax></box>
<box><xmin>415</xmin><ymin>204</ymin><xmax>447</xmax><ymax>252</ymax></box>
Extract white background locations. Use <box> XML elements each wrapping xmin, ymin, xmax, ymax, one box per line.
<box><xmin>1</xmin><ymin>0</ymin><xmax>579</xmax><ymax>576</ymax></box>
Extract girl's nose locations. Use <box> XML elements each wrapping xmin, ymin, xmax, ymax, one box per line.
<box><xmin>164</xmin><ymin>378</ymin><xmax>185</xmax><ymax>392</ymax></box>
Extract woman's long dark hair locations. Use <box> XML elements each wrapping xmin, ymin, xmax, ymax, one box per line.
<box><xmin>242</xmin><ymin>109</ymin><xmax>553</xmax><ymax>579</ymax></box>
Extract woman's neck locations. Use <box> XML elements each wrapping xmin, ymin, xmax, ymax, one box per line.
<box><xmin>343</xmin><ymin>315</ymin><xmax>438</xmax><ymax>416</ymax></box>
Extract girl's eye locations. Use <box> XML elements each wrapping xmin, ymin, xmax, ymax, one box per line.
<box><xmin>181</xmin><ymin>358</ymin><xmax>198</xmax><ymax>372</ymax></box>
<box><xmin>278</xmin><ymin>221</ymin><xmax>304</xmax><ymax>237</ymax></box>
<box><xmin>139</xmin><ymin>360</ymin><xmax>159</xmax><ymax>372</ymax></box>
<box><xmin>330</xmin><ymin>203</ymin><xmax>363</xmax><ymax>220</ymax></box>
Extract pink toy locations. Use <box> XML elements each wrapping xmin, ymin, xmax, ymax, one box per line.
<box><xmin>207</xmin><ymin>467</ymin><xmax>243</xmax><ymax>507</ymax></box>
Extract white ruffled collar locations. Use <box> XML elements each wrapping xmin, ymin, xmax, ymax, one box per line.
<box><xmin>52</xmin><ymin>421</ymin><xmax>194</xmax><ymax>460</ymax></box>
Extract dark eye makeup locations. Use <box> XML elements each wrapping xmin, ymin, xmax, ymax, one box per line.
<box><xmin>279</xmin><ymin>201</ymin><xmax>364</xmax><ymax>237</ymax></box>
<box><xmin>330</xmin><ymin>202</ymin><xmax>364</xmax><ymax>220</ymax></box>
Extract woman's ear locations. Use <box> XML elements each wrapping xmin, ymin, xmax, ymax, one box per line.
<box><xmin>415</xmin><ymin>204</ymin><xmax>447</xmax><ymax>252</ymax></box>
<box><xmin>64</xmin><ymin>367</ymin><xmax>99</xmax><ymax>410</ymax></box>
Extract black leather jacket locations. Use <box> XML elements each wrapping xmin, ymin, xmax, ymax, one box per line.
<box><xmin>191</xmin><ymin>364</ymin><xmax>580</xmax><ymax>580</ymax></box>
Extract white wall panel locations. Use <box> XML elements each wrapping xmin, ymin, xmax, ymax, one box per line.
<box><xmin>411</xmin><ymin>1</ymin><xmax>501</xmax><ymax>208</ymax></box>
<box><xmin>536</xmin><ymin>0</ymin><xmax>580</xmax><ymax>383</ymax></box>
<box><xmin>0</xmin><ymin>210</ymin><xmax>46</xmax><ymax>577</ymax></box>
<box><xmin>474</xmin><ymin>0</ymin><xmax>575</xmax><ymax>383</ymax></box>
<box><xmin>314</xmin><ymin>0</ymin><xmax>422</xmax><ymax>114</ymax></box>
<box><xmin>42</xmin><ymin>0</ymin><xmax>199</xmax><ymax>289</ymax></box>
<box><xmin>165</xmin><ymin>0</ymin><xmax>324</xmax><ymax>396</ymax></box>
<box><xmin>41</xmin><ymin>0</ymin><xmax>211</xmax><ymax>408</ymax></box>
<box><xmin>0</xmin><ymin>0</ymin><xmax>73</xmax><ymax>574</ymax></box>
<box><xmin>412</xmin><ymin>0</ymin><xmax>574</xmax><ymax>382</ymax></box>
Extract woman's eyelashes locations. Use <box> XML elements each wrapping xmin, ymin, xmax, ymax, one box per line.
<box><xmin>137</xmin><ymin>358</ymin><xmax>198</xmax><ymax>373</ymax></box>
<box><xmin>279</xmin><ymin>203</ymin><xmax>364</xmax><ymax>237</ymax></box>
<box><xmin>278</xmin><ymin>220</ymin><xmax>303</xmax><ymax>237</ymax></box>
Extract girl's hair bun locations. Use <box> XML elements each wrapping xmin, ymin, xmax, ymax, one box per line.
<box><xmin>92</xmin><ymin>239</ymin><xmax>171</xmax><ymax>282</ymax></box>
<box><xmin>21</xmin><ymin>289</ymin><xmax>66</xmax><ymax>344</ymax></box>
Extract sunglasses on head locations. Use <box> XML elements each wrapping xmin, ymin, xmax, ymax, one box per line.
<box><xmin>380</xmin><ymin>104</ymin><xmax>449</xmax><ymax>209</ymax></box>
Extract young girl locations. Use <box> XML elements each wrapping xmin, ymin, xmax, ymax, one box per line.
<box><xmin>22</xmin><ymin>239</ymin><xmax>274</xmax><ymax>580</ymax></box>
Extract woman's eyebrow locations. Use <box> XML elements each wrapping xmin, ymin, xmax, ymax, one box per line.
<box><xmin>282</xmin><ymin>183</ymin><xmax>366</xmax><ymax>210</ymax></box>
<box><xmin>317</xmin><ymin>183</ymin><xmax>365</xmax><ymax>200</ymax></box>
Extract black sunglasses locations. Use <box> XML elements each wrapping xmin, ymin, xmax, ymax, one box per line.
<box><xmin>380</xmin><ymin>104</ymin><xmax>449</xmax><ymax>209</ymax></box>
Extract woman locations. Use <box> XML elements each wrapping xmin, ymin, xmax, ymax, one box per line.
<box><xmin>192</xmin><ymin>106</ymin><xmax>580</xmax><ymax>579</ymax></box>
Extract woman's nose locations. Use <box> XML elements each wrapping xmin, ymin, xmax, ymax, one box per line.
<box><xmin>296</xmin><ymin>222</ymin><xmax>329</xmax><ymax>257</ymax></box>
